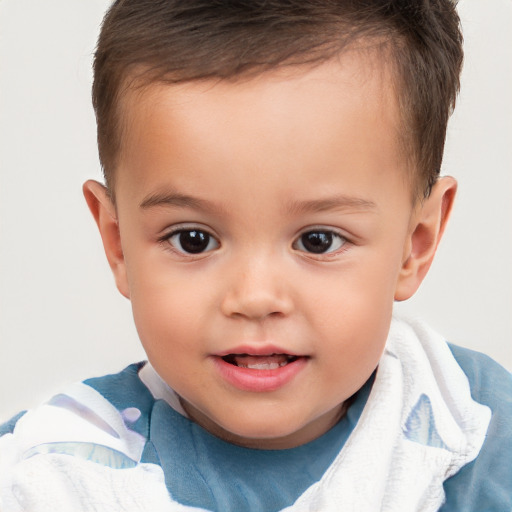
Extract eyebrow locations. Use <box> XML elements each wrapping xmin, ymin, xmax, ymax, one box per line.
<box><xmin>139</xmin><ymin>190</ymin><xmax>225</xmax><ymax>215</ymax></box>
<box><xmin>286</xmin><ymin>195</ymin><xmax>377</xmax><ymax>215</ymax></box>
<box><xmin>139</xmin><ymin>190</ymin><xmax>377</xmax><ymax>216</ymax></box>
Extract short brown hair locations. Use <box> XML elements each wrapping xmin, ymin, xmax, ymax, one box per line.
<box><xmin>93</xmin><ymin>0</ymin><xmax>463</xmax><ymax>199</ymax></box>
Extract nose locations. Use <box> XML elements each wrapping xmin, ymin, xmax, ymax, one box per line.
<box><xmin>220</xmin><ymin>253</ymin><xmax>294</xmax><ymax>321</ymax></box>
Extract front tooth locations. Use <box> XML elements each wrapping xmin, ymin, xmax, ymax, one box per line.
<box><xmin>246</xmin><ymin>362</ymin><xmax>280</xmax><ymax>370</ymax></box>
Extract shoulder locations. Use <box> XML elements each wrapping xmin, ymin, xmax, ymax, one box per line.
<box><xmin>1</xmin><ymin>362</ymin><xmax>150</xmax><ymax>429</ymax></box>
<box><xmin>447</xmin><ymin>344</ymin><xmax>512</xmax><ymax>436</ymax></box>
<box><xmin>0</xmin><ymin>362</ymin><xmax>154</xmax><ymax>464</ymax></box>
<box><xmin>0</xmin><ymin>410</ymin><xmax>26</xmax><ymax>437</ymax></box>
<box><xmin>449</xmin><ymin>343</ymin><xmax>512</xmax><ymax>399</ymax></box>
<box><xmin>441</xmin><ymin>344</ymin><xmax>512</xmax><ymax>511</ymax></box>
<box><xmin>0</xmin><ymin>363</ymin><xmax>180</xmax><ymax>510</ymax></box>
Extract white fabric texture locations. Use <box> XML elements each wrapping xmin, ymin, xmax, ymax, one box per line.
<box><xmin>0</xmin><ymin>316</ymin><xmax>491</xmax><ymax>511</ymax></box>
<box><xmin>139</xmin><ymin>363</ymin><xmax>189</xmax><ymax>418</ymax></box>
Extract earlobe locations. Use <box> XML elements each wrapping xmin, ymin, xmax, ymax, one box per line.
<box><xmin>83</xmin><ymin>180</ymin><xmax>130</xmax><ymax>299</ymax></box>
<box><xmin>394</xmin><ymin>176</ymin><xmax>457</xmax><ymax>301</ymax></box>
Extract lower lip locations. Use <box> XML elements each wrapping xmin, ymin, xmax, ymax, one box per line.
<box><xmin>212</xmin><ymin>356</ymin><xmax>308</xmax><ymax>392</ymax></box>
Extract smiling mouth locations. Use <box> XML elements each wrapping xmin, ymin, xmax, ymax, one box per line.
<box><xmin>221</xmin><ymin>353</ymin><xmax>300</xmax><ymax>370</ymax></box>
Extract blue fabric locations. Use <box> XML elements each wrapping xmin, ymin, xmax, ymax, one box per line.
<box><xmin>2</xmin><ymin>343</ymin><xmax>511</xmax><ymax>511</ymax></box>
<box><xmin>78</xmin><ymin>347</ymin><xmax>512</xmax><ymax>511</ymax></box>
<box><xmin>84</xmin><ymin>363</ymin><xmax>372</xmax><ymax>511</ymax></box>
<box><xmin>0</xmin><ymin>410</ymin><xmax>26</xmax><ymax>437</ymax></box>
<box><xmin>440</xmin><ymin>344</ymin><xmax>512</xmax><ymax>512</ymax></box>
<box><xmin>81</xmin><ymin>363</ymin><xmax>374</xmax><ymax>512</ymax></box>
<box><xmin>84</xmin><ymin>361</ymin><xmax>153</xmax><ymax>440</ymax></box>
<box><xmin>147</xmin><ymin>377</ymin><xmax>372</xmax><ymax>511</ymax></box>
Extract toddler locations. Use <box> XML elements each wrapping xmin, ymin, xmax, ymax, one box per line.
<box><xmin>1</xmin><ymin>1</ymin><xmax>511</xmax><ymax>511</ymax></box>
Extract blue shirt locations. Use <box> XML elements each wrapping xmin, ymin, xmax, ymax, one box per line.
<box><xmin>1</xmin><ymin>344</ymin><xmax>510</xmax><ymax>511</ymax></box>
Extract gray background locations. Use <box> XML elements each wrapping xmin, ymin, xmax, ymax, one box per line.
<box><xmin>1</xmin><ymin>0</ymin><xmax>511</xmax><ymax>421</ymax></box>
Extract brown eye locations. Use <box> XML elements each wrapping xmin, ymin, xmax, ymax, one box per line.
<box><xmin>168</xmin><ymin>229</ymin><xmax>219</xmax><ymax>254</ymax></box>
<box><xmin>294</xmin><ymin>230</ymin><xmax>346</xmax><ymax>254</ymax></box>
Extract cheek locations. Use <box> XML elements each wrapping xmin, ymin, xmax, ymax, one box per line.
<box><xmin>308</xmin><ymin>258</ymin><xmax>398</xmax><ymax>385</ymax></box>
<box><xmin>128</xmin><ymin>263</ymin><xmax>207</xmax><ymax>354</ymax></box>
<box><xmin>308</xmin><ymin>255</ymin><xmax>398</xmax><ymax>321</ymax></box>
<box><xmin>317</xmin><ymin>309</ymin><xmax>389</xmax><ymax>398</ymax></box>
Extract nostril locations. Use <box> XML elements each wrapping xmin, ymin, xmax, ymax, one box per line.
<box><xmin>220</xmin><ymin>270</ymin><xmax>294</xmax><ymax>320</ymax></box>
<box><xmin>221</xmin><ymin>292</ymin><xmax>293</xmax><ymax>320</ymax></box>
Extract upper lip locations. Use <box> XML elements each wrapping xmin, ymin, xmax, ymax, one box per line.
<box><xmin>215</xmin><ymin>344</ymin><xmax>304</xmax><ymax>357</ymax></box>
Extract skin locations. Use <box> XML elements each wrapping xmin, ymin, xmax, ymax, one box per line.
<box><xmin>84</xmin><ymin>50</ymin><xmax>456</xmax><ymax>450</ymax></box>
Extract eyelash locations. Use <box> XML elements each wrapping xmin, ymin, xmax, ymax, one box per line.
<box><xmin>292</xmin><ymin>228</ymin><xmax>349</xmax><ymax>257</ymax></box>
<box><xmin>159</xmin><ymin>226</ymin><xmax>219</xmax><ymax>256</ymax></box>
<box><xmin>158</xmin><ymin>226</ymin><xmax>350</xmax><ymax>257</ymax></box>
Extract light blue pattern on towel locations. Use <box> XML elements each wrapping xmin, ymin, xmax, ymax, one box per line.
<box><xmin>404</xmin><ymin>394</ymin><xmax>448</xmax><ymax>449</ymax></box>
<box><xmin>24</xmin><ymin>442</ymin><xmax>138</xmax><ymax>469</ymax></box>
<box><xmin>47</xmin><ymin>394</ymin><xmax>120</xmax><ymax>439</ymax></box>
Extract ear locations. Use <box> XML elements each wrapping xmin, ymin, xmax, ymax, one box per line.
<box><xmin>83</xmin><ymin>180</ymin><xmax>130</xmax><ymax>299</ymax></box>
<box><xmin>394</xmin><ymin>176</ymin><xmax>457</xmax><ymax>301</ymax></box>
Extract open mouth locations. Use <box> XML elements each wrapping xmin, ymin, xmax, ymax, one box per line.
<box><xmin>221</xmin><ymin>353</ymin><xmax>300</xmax><ymax>370</ymax></box>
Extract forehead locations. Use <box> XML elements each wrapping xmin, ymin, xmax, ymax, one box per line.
<box><xmin>115</xmin><ymin>50</ymin><xmax>409</xmax><ymax>203</ymax></box>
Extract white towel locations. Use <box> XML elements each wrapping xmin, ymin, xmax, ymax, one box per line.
<box><xmin>0</xmin><ymin>316</ymin><xmax>491</xmax><ymax>511</ymax></box>
<box><xmin>282</xmin><ymin>316</ymin><xmax>491</xmax><ymax>511</ymax></box>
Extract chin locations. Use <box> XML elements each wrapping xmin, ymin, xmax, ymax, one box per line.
<box><xmin>212</xmin><ymin>415</ymin><xmax>312</xmax><ymax>449</ymax></box>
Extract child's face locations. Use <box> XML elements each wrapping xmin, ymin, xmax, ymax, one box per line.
<box><xmin>92</xmin><ymin>52</ymin><xmax>425</xmax><ymax>449</ymax></box>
